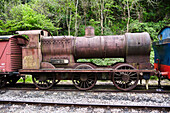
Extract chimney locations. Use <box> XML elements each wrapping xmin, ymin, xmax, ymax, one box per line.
<box><xmin>85</xmin><ymin>26</ymin><xmax>95</xmax><ymax>37</ymax></box>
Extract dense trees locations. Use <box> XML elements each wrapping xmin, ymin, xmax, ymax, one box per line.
<box><xmin>0</xmin><ymin>0</ymin><xmax>169</xmax><ymax>39</ymax></box>
<box><xmin>0</xmin><ymin>0</ymin><xmax>169</xmax><ymax>64</ymax></box>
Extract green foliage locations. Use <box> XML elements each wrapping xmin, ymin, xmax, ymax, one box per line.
<box><xmin>150</xmin><ymin>75</ymin><xmax>158</xmax><ymax>80</ymax></box>
<box><xmin>150</xmin><ymin>48</ymin><xmax>154</xmax><ymax>64</ymax></box>
<box><xmin>129</xmin><ymin>19</ymin><xmax>169</xmax><ymax>40</ymax></box>
<box><xmin>77</xmin><ymin>58</ymin><xmax>124</xmax><ymax>66</ymax></box>
<box><xmin>1</xmin><ymin>0</ymin><xmax>169</xmax><ymax>36</ymax></box>
<box><xmin>0</xmin><ymin>4</ymin><xmax>57</xmax><ymax>33</ymax></box>
<box><xmin>77</xmin><ymin>25</ymin><xmax>85</xmax><ymax>36</ymax></box>
<box><xmin>18</xmin><ymin>75</ymin><xmax>33</xmax><ymax>83</ymax></box>
<box><xmin>110</xmin><ymin>20</ymin><xmax>127</xmax><ymax>35</ymax></box>
<box><xmin>0</xmin><ymin>20</ymin><xmax>5</xmax><ymax>33</ymax></box>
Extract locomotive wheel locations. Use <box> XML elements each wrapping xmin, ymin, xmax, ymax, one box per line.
<box><xmin>32</xmin><ymin>74</ymin><xmax>55</xmax><ymax>90</ymax></box>
<box><xmin>72</xmin><ymin>64</ymin><xmax>97</xmax><ymax>90</ymax></box>
<box><xmin>72</xmin><ymin>73</ymin><xmax>97</xmax><ymax>90</ymax></box>
<box><xmin>112</xmin><ymin>64</ymin><xmax>139</xmax><ymax>91</ymax></box>
<box><xmin>0</xmin><ymin>76</ymin><xmax>7</xmax><ymax>88</ymax></box>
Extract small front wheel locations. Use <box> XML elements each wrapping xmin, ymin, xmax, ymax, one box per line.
<box><xmin>32</xmin><ymin>74</ymin><xmax>55</xmax><ymax>90</ymax></box>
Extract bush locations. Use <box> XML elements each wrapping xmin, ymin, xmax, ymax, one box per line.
<box><xmin>0</xmin><ymin>4</ymin><xmax>57</xmax><ymax>33</ymax></box>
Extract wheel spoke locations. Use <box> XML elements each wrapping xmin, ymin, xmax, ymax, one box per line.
<box><xmin>115</xmin><ymin>73</ymin><xmax>121</xmax><ymax>76</ymax></box>
<box><xmin>86</xmin><ymin>81</ymin><xmax>90</xmax><ymax>87</ymax></box>
<box><xmin>113</xmin><ymin>64</ymin><xmax>139</xmax><ymax>91</ymax></box>
<box><xmin>114</xmin><ymin>77</ymin><xmax>122</xmax><ymax>79</ymax></box>
<box><xmin>83</xmin><ymin>82</ymin><xmax>86</xmax><ymax>88</ymax></box>
<box><xmin>130</xmin><ymin>73</ymin><xmax>137</xmax><ymax>76</ymax></box>
<box><xmin>80</xmin><ymin>81</ymin><xmax>83</xmax><ymax>88</ymax></box>
<box><xmin>130</xmin><ymin>77</ymin><xmax>137</xmax><ymax>80</ymax></box>
<box><xmin>32</xmin><ymin>75</ymin><xmax>55</xmax><ymax>90</ymax></box>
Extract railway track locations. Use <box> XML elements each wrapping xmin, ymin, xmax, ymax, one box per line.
<box><xmin>0</xmin><ymin>100</ymin><xmax>169</xmax><ymax>111</ymax></box>
<box><xmin>1</xmin><ymin>83</ymin><xmax>170</xmax><ymax>93</ymax></box>
<box><xmin>1</xmin><ymin>84</ymin><xmax>170</xmax><ymax>112</ymax></box>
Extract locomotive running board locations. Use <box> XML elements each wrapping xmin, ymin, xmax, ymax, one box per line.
<box><xmin>19</xmin><ymin>69</ymin><xmax>155</xmax><ymax>73</ymax></box>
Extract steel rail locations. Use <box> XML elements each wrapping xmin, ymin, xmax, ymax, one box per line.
<box><xmin>1</xmin><ymin>88</ymin><xmax>170</xmax><ymax>94</ymax></box>
<box><xmin>1</xmin><ymin>84</ymin><xmax>170</xmax><ymax>93</ymax></box>
<box><xmin>0</xmin><ymin>100</ymin><xmax>169</xmax><ymax>110</ymax></box>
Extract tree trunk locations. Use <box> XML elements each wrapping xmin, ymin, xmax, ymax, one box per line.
<box><xmin>75</xmin><ymin>0</ymin><xmax>78</xmax><ymax>36</ymax></box>
<box><xmin>101</xmin><ymin>0</ymin><xmax>104</xmax><ymax>35</ymax></box>
<box><xmin>126</xmin><ymin>0</ymin><xmax>130</xmax><ymax>33</ymax></box>
<box><xmin>66</xmin><ymin>4</ymin><xmax>69</xmax><ymax>35</ymax></box>
<box><xmin>66</xmin><ymin>3</ymin><xmax>71</xmax><ymax>36</ymax></box>
<box><xmin>84</xmin><ymin>11</ymin><xmax>86</xmax><ymax>26</ymax></box>
<box><xmin>69</xmin><ymin>9</ymin><xmax>71</xmax><ymax>36</ymax></box>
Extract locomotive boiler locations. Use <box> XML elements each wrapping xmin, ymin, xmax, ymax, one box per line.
<box><xmin>41</xmin><ymin>28</ymin><xmax>151</xmax><ymax>65</ymax></box>
<box><xmin>0</xmin><ymin>27</ymin><xmax>154</xmax><ymax>91</ymax></box>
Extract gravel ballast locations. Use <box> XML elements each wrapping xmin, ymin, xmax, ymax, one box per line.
<box><xmin>0</xmin><ymin>90</ymin><xmax>169</xmax><ymax>106</ymax></box>
<box><xmin>0</xmin><ymin>80</ymin><xmax>170</xmax><ymax>112</ymax></box>
<box><xmin>0</xmin><ymin>104</ymin><xmax>167</xmax><ymax>113</ymax></box>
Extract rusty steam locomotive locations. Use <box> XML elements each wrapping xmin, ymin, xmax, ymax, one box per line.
<box><xmin>0</xmin><ymin>27</ymin><xmax>155</xmax><ymax>91</ymax></box>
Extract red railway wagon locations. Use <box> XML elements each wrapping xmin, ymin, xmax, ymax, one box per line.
<box><xmin>0</xmin><ymin>35</ymin><xmax>28</xmax><ymax>87</ymax></box>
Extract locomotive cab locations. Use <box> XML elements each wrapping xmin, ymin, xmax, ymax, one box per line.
<box><xmin>16</xmin><ymin>30</ymin><xmax>51</xmax><ymax>69</ymax></box>
<box><xmin>153</xmin><ymin>26</ymin><xmax>170</xmax><ymax>80</ymax></box>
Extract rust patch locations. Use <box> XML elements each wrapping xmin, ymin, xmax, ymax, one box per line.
<box><xmin>23</xmin><ymin>55</ymin><xmax>37</xmax><ymax>69</ymax></box>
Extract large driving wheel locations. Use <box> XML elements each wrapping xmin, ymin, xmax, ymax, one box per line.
<box><xmin>32</xmin><ymin>74</ymin><xmax>55</xmax><ymax>90</ymax></box>
<box><xmin>72</xmin><ymin>64</ymin><xmax>97</xmax><ymax>90</ymax></box>
<box><xmin>72</xmin><ymin>73</ymin><xmax>97</xmax><ymax>90</ymax></box>
<box><xmin>112</xmin><ymin>64</ymin><xmax>139</xmax><ymax>91</ymax></box>
<box><xmin>0</xmin><ymin>76</ymin><xmax>7</xmax><ymax>88</ymax></box>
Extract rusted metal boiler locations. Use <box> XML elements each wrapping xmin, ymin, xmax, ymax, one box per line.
<box><xmin>41</xmin><ymin>27</ymin><xmax>151</xmax><ymax>66</ymax></box>
<box><xmin>16</xmin><ymin>27</ymin><xmax>154</xmax><ymax>91</ymax></box>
